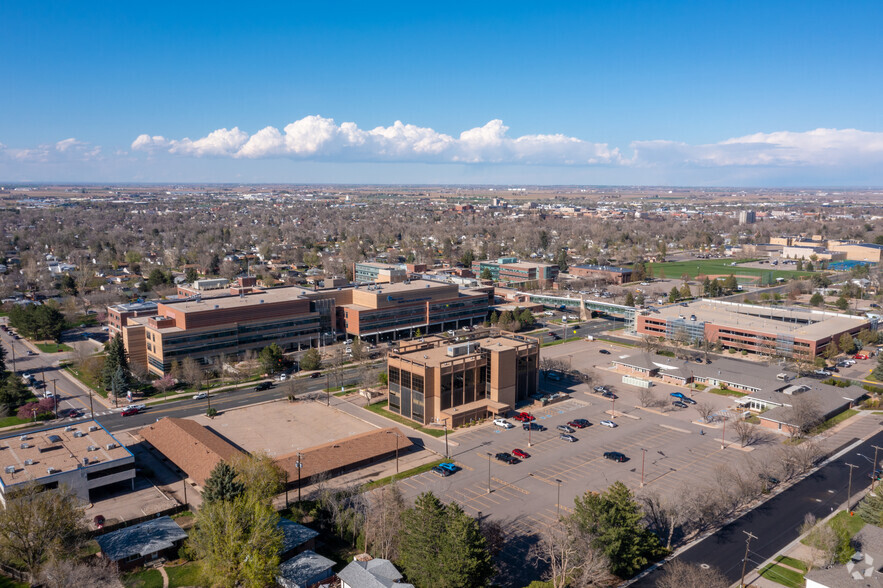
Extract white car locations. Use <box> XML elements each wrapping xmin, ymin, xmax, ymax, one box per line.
<box><xmin>600</xmin><ymin>420</ymin><xmax>618</xmax><ymax>428</ymax></box>
<box><xmin>493</xmin><ymin>418</ymin><xmax>514</xmax><ymax>429</ymax></box>
<box><xmin>193</xmin><ymin>392</ymin><xmax>208</xmax><ymax>400</ymax></box>
<box><xmin>447</xmin><ymin>330</ymin><xmax>456</xmax><ymax>336</ymax></box>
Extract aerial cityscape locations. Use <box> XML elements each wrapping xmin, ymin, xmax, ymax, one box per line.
<box><xmin>1</xmin><ymin>3</ymin><xmax>882</xmax><ymax>588</ymax></box>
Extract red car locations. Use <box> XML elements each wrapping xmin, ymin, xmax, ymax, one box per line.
<box><xmin>854</xmin><ymin>353</ymin><xmax>870</xmax><ymax>360</ymax></box>
<box><xmin>512</xmin><ymin>412</ymin><xmax>535</xmax><ymax>422</ymax></box>
<box><xmin>512</xmin><ymin>448</ymin><xmax>530</xmax><ymax>459</ymax></box>
<box><xmin>121</xmin><ymin>407</ymin><xmax>140</xmax><ymax>417</ymax></box>
<box><xmin>568</xmin><ymin>419</ymin><xmax>590</xmax><ymax>429</ymax></box>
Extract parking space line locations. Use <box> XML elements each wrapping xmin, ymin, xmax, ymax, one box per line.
<box><xmin>491</xmin><ymin>477</ymin><xmax>530</xmax><ymax>495</ymax></box>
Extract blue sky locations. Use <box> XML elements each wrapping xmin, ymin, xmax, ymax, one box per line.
<box><xmin>2</xmin><ymin>1</ymin><xmax>882</xmax><ymax>185</ymax></box>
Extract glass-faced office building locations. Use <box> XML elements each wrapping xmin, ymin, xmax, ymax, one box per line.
<box><xmin>386</xmin><ymin>333</ymin><xmax>539</xmax><ymax>427</ymax></box>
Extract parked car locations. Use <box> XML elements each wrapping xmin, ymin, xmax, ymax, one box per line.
<box><xmin>556</xmin><ymin>424</ymin><xmax>575</xmax><ymax>434</ymax></box>
<box><xmin>868</xmin><ymin>469</ymin><xmax>883</xmax><ymax>482</ymax></box>
<box><xmin>601</xmin><ymin>391</ymin><xmax>617</xmax><ymax>399</ymax></box>
<box><xmin>599</xmin><ymin>349</ymin><xmax>611</xmax><ymax>355</ymax></box>
<box><xmin>121</xmin><ymin>407</ymin><xmax>139</xmax><ymax>416</ymax></box>
<box><xmin>26</xmin><ymin>350</ymin><xmax>35</xmax><ymax>356</ymax></box>
<box><xmin>523</xmin><ymin>422</ymin><xmax>546</xmax><ymax>431</ymax></box>
<box><xmin>493</xmin><ymin>418</ymin><xmax>514</xmax><ymax>429</ymax></box>
<box><xmin>568</xmin><ymin>419</ymin><xmax>590</xmax><ymax>429</ymax></box>
<box><xmin>599</xmin><ymin>420</ymin><xmax>618</xmax><ymax>428</ymax></box>
<box><xmin>438</xmin><ymin>462</ymin><xmax>461</xmax><ymax>473</ymax></box>
<box><xmin>255</xmin><ymin>381</ymin><xmax>273</xmax><ymax>391</ymax></box>
<box><xmin>310</xmin><ymin>372</ymin><xmax>322</xmax><ymax>378</ymax></box>
<box><xmin>512</xmin><ymin>449</ymin><xmax>530</xmax><ymax>459</ymax></box>
<box><xmin>854</xmin><ymin>353</ymin><xmax>871</xmax><ymax>360</ymax></box>
<box><xmin>431</xmin><ymin>466</ymin><xmax>452</xmax><ymax>477</ymax></box>
<box><xmin>547</xmin><ymin>372</ymin><xmax>561</xmax><ymax>381</ymax></box>
<box><xmin>603</xmin><ymin>451</ymin><xmax>628</xmax><ymax>462</ymax></box>
<box><xmin>193</xmin><ymin>392</ymin><xmax>208</xmax><ymax>400</ymax></box>
<box><xmin>559</xmin><ymin>434</ymin><xmax>577</xmax><ymax>442</ymax></box>
<box><xmin>494</xmin><ymin>452</ymin><xmax>519</xmax><ymax>464</ymax></box>
<box><xmin>513</xmin><ymin>412</ymin><xmax>535</xmax><ymax>422</ymax></box>
<box><xmin>593</xmin><ymin>386</ymin><xmax>608</xmax><ymax>393</ymax></box>
<box><xmin>670</xmin><ymin>392</ymin><xmax>686</xmax><ymax>399</ymax></box>
<box><xmin>672</xmin><ymin>401</ymin><xmax>688</xmax><ymax>409</ymax></box>
<box><xmin>682</xmin><ymin>397</ymin><xmax>697</xmax><ymax>405</ymax></box>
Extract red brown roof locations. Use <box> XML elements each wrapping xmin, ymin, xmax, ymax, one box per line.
<box><xmin>138</xmin><ymin>418</ymin><xmax>242</xmax><ymax>487</ymax></box>
<box><xmin>276</xmin><ymin>427</ymin><xmax>412</xmax><ymax>481</ymax></box>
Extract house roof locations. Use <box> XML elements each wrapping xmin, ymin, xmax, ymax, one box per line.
<box><xmin>138</xmin><ymin>418</ymin><xmax>242</xmax><ymax>487</ymax></box>
<box><xmin>337</xmin><ymin>558</ymin><xmax>415</xmax><ymax>588</ymax></box>
<box><xmin>276</xmin><ymin>550</ymin><xmax>336</xmax><ymax>588</ymax></box>
<box><xmin>276</xmin><ymin>428</ymin><xmax>412</xmax><ymax>481</ymax></box>
<box><xmin>277</xmin><ymin>518</ymin><xmax>319</xmax><ymax>556</ymax></box>
<box><xmin>96</xmin><ymin>516</ymin><xmax>187</xmax><ymax>562</ymax></box>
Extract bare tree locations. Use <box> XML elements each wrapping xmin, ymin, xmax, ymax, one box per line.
<box><xmin>732</xmin><ymin>418</ymin><xmax>761</xmax><ymax>447</ymax></box>
<box><xmin>800</xmin><ymin>513</ymin><xmax>839</xmax><ymax>569</ymax></box>
<box><xmin>181</xmin><ymin>357</ymin><xmax>205</xmax><ymax>391</ymax></box>
<box><xmin>694</xmin><ymin>402</ymin><xmax>716</xmax><ymax>423</ymax></box>
<box><xmin>783</xmin><ymin>396</ymin><xmax>824</xmax><ymax>439</ymax></box>
<box><xmin>529</xmin><ymin>518</ymin><xmax>610</xmax><ymax>588</ymax></box>
<box><xmin>285</xmin><ymin>376</ymin><xmax>308</xmax><ymax>402</ymax></box>
<box><xmin>37</xmin><ymin>557</ymin><xmax>122</xmax><ymax>588</ymax></box>
<box><xmin>639</xmin><ymin>491</ymin><xmax>689</xmax><ymax>549</ymax></box>
<box><xmin>656</xmin><ymin>559</ymin><xmax>729</xmax><ymax>588</ymax></box>
<box><xmin>639</xmin><ymin>387</ymin><xmax>656</xmax><ymax>407</ymax></box>
<box><xmin>366</xmin><ymin>482</ymin><xmax>404</xmax><ymax>561</ymax></box>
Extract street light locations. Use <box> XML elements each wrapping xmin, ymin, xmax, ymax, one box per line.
<box><xmin>443</xmin><ymin>417</ymin><xmax>450</xmax><ymax>459</ymax></box>
<box><xmin>486</xmin><ymin>452</ymin><xmax>492</xmax><ymax>494</ymax></box>
<box><xmin>50</xmin><ymin>378</ymin><xmax>58</xmax><ymax>419</ymax></box>
<box><xmin>640</xmin><ymin>448</ymin><xmax>647</xmax><ymax>487</ymax></box>
<box><xmin>295</xmin><ymin>452</ymin><xmax>303</xmax><ymax>503</ymax></box>
<box><xmin>555</xmin><ymin>479</ymin><xmax>562</xmax><ymax>518</ymax></box>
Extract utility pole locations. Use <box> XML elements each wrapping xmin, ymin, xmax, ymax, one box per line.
<box><xmin>846</xmin><ymin>462</ymin><xmax>859</xmax><ymax>513</ymax></box>
<box><xmin>721</xmin><ymin>417</ymin><xmax>727</xmax><ymax>449</ymax></box>
<box><xmin>486</xmin><ymin>452</ymin><xmax>492</xmax><ymax>494</ymax></box>
<box><xmin>640</xmin><ymin>448</ymin><xmax>647</xmax><ymax>487</ymax></box>
<box><xmin>296</xmin><ymin>452</ymin><xmax>303</xmax><ymax>503</ymax></box>
<box><xmin>50</xmin><ymin>378</ymin><xmax>58</xmax><ymax>419</ymax></box>
<box><xmin>872</xmin><ymin>445</ymin><xmax>883</xmax><ymax>492</ymax></box>
<box><xmin>443</xmin><ymin>418</ymin><xmax>449</xmax><ymax>459</ymax></box>
<box><xmin>555</xmin><ymin>479</ymin><xmax>562</xmax><ymax>518</ymax></box>
<box><xmin>740</xmin><ymin>531</ymin><xmax>757</xmax><ymax>588</ymax></box>
<box><xmin>89</xmin><ymin>388</ymin><xmax>94</xmax><ymax>420</ymax></box>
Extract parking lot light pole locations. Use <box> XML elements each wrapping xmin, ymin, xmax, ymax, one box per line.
<box><xmin>721</xmin><ymin>417</ymin><xmax>726</xmax><ymax>449</ymax></box>
<box><xmin>486</xmin><ymin>452</ymin><xmax>492</xmax><ymax>494</ymax></box>
<box><xmin>611</xmin><ymin>397</ymin><xmax>615</xmax><ymax>418</ymax></box>
<box><xmin>296</xmin><ymin>453</ymin><xmax>303</xmax><ymax>503</ymax></box>
<box><xmin>555</xmin><ymin>479</ymin><xmax>562</xmax><ymax>518</ymax></box>
<box><xmin>443</xmin><ymin>418</ymin><xmax>449</xmax><ymax>459</ymax></box>
<box><xmin>640</xmin><ymin>448</ymin><xmax>647</xmax><ymax>487</ymax></box>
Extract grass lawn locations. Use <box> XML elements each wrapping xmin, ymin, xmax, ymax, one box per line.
<box><xmin>166</xmin><ymin>562</ymin><xmax>202</xmax><ymax>587</ymax></box>
<box><xmin>830</xmin><ymin>509</ymin><xmax>866</xmax><ymax>536</ymax></box>
<box><xmin>757</xmin><ymin>562</ymin><xmax>805</xmax><ymax>588</ymax></box>
<box><xmin>64</xmin><ymin>362</ymin><xmax>108</xmax><ymax>397</ymax></box>
<box><xmin>775</xmin><ymin>555</ymin><xmax>809</xmax><ymax>573</ymax></box>
<box><xmin>811</xmin><ymin>409</ymin><xmax>859</xmax><ymax>434</ymax></box>
<box><xmin>123</xmin><ymin>568</ymin><xmax>164</xmax><ymax>588</ymax></box>
<box><xmin>649</xmin><ymin>259</ymin><xmax>814</xmax><ymax>282</ymax></box>
<box><xmin>364</xmin><ymin>459</ymin><xmax>445</xmax><ymax>490</ymax></box>
<box><xmin>708</xmin><ymin>388</ymin><xmax>748</xmax><ymax>397</ymax></box>
<box><xmin>364</xmin><ymin>401</ymin><xmax>446</xmax><ymax>437</ymax></box>
<box><xmin>541</xmin><ymin>336</ymin><xmax>583</xmax><ymax>347</ymax></box>
<box><xmin>0</xmin><ymin>415</ymin><xmax>29</xmax><ymax>428</ymax></box>
<box><xmin>35</xmin><ymin>342</ymin><xmax>73</xmax><ymax>353</ymax></box>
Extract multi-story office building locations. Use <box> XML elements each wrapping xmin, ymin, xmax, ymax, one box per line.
<box><xmin>471</xmin><ymin>258</ymin><xmax>558</xmax><ymax>286</ymax></box>
<box><xmin>118</xmin><ymin>279</ymin><xmax>491</xmax><ymax>376</ymax></box>
<box><xmin>636</xmin><ymin>299</ymin><xmax>873</xmax><ymax>358</ymax></box>
<box><xmin>352</xmin><ymin>262</ymin><xmax>408</xmax><ymax>284</ymax></box>
<box><xmin>106</xmin><ymin>301</ymin><xmax>158</xmax><ymax>338</ymax></box>
<box><xmin>570</xmin><ymin>264</ymin><xmax>634</xmax><ymax>284</ymax></box>
<box><xmin>386</xmin><ymin>333</ymin><xmax>539</xmax><ymax>427</ymax></box>
<box><xmin>0</xmin><ymin>421</ymin><xmax>134</xmax><ymax>506</ymax></box>
<box><xmin>738</xmin><ymin>210</ymin><xmax>756</xmax><ymax>225</ymax></box>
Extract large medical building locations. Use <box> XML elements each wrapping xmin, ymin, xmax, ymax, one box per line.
<box><xmin>637</xmin><ymin>299</ymin><xmax>873</xmax><ymax>358</ymax></box>
<box><xmin>386</xmin><ymin>333</ymin><xmax>540</xmax><ymax>427</ymax></box>
<box><xmin>116</xmin><ymin>279</ymin><xmax>492</xmax><ymax>376</ymax></box>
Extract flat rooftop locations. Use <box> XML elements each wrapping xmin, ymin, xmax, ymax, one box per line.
<box><xmin>351</xmin><ymin>279</ymin><xmax>454</xmax><ymax>295</ymax></box>
<box><xmin>0</xmin><ymin>421</ymin><xmax>131</xmax><ymax>487</ymax></box>
<box><xmin>392</xmin><ymin>335</ymin><xmax>534</xmax><ymax>367</ymax></box>
<box><xmin>651</xmin><ymin>300</ymin><xmax>868</xmax><ymax>340</ymax></box>
<box><xmin>161</xmin><ymin>286</ymin><xmax>310</xmax><ymax>312</ymax></box>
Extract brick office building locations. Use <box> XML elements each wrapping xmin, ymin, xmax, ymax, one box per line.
<box><xmin>386</xmin><ymin>333</ymin><xmax>540</xmax><ymax>427</ymax></box>
<box><xmin>569</xmin><ymin>264</ymin><xmax>634</xmax><ymax>284</ymax></box>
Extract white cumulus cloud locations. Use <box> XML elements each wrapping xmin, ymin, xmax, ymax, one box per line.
<box><xmin>131</xmin><ymin>116</ymin><xmax>621</xmax><ymax>165</ymax></box>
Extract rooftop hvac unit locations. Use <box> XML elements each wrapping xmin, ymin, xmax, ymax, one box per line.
<box><xmin>73</xmin><ymin>431</ymin><xmax>84</xmax><ymax>438</ymax></box>
<box><xmin>82</xmin><ymin>458</ymin><xmax>89</xmax><ymax>466</ymax></box>
<box><xmin>46</xmin><ymin>468</ymin><xmax>57</xmax><ymax>475</ymax></box>
<box><xmin>19</xmin><ymin>435</ymin><xmax>28</xmax><ymax>441</ymax></box>
<box><xmin>20</xmin><ymin>443</ymin><xmax>30</xmax><ymax>449</ymax></box>
<box><xmin>87</xmin><ymin>446</ymin><xmax>98</xmax><ymax>452</ymax></box>
<box><xmin>105</xmin><ymin>443</ymin><xmax>116</xmax><ymax>450</ymax></box>
<box><xmin>4</xmin><ymin>466</ymin><xmax>14</xmax><ymax>474</ymax></box>
<box><xmin>88</xmin><ymin>426</ymin><xmax>99</xmax><ymax>432</ymax></box>
<box><xmin>24</xmin><ymin>459</ymin><xmax>34</xmax><ymax>466</ymax></box>
<box><xmin>64</xmin><ymin>426</ymin><xmax>73</xmax><ymax>432</ymax></box>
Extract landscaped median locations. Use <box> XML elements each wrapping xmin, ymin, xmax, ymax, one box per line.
<box><xmin>35</xmin><ymin>342</ymin><xmax>73</xmax><ymax>353</ymax></box>
<box><xmin>363</xmin><ymin>459</ymin><xmax>445</xmax><ymax>490</ymax></box>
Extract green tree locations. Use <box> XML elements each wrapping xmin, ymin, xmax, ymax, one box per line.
<box><xmin>635</xmin><ymin>292</ymin><xmax>645</xmax><ymax>307</ymax></box>
<box><xmin>185</xmin><ymin>267</ymin><xmax>199</xmax><ymax>283</ymax></box>
<box><xmin>202</xmin><ymin>461</ymin><xmax>245</xmax><ymax>504</ymax></box>
<box><xmin>0</xmin><ymin>483</ymin><xmax>85</xmax><ymax>577</ymax></box>
<box><xmin>872</xmin><ymin>350</ymin><xmax>883</xmax><ymax>381</ymax></box>
<box><xmin>838</xmin><ymin>333</ymin><xmax>856</xmax><ymax>355</ymax></box>
<box><xmin>480</xmin><ymin>268</ymin><xmax>493</xmax><ymax>280</ymax></box>
<box><xmin>805</xmin><ymin>261</ymin><xmax>814</xmax><ymax>272</ymax></box>
<box><xmin>572</xmin><ymin>481</ymin><xmax>664</xmax><ymax>578</ymax></box>
<box><xmin>679</xmin><ymin>284</ymin><xmax>692</xmax><ymax>300</ymax></box>
<box><xmin>856</xmin><ymin>492</ymin><xmax>883</xmax><ymax>526</ymax></box>
<box><xmin>795</xmin><ymin>260</ymin><xmax>803</xmax><ymax>271</ymax></box>
<box><xmin>350</xmin><ymin>336</ymin><xmax>366</xmax><ymax>362</ymax></box>
<box><xmin>300</xmin><ymin>348</ymin><xmax>322</xmax><ymax>372</ymax></box>
<box><xmin>438</xmin><ymin>504</ymin><xmax>495</xmax><ymax>587</ymax></box>
<box><xmin>188</xmin><ymin>494</ymin><xmax>283</xmax><ymax>588</ymax></box>
<box><xmin>624</xmin><ymin>292</ymin><xmax>635</xmax><ymax>307</ymax></box>
<box><xmin>231</xmin><ymin>451</ymin><xmax>285</xmax><ymax>503</ymax></box>
<box><xmin>519</xmin><ymin>309</ymin><xmax>536</xmax><ymax>328</ymax></box>
<box><xmin>460</xmin><ymin>249</ymin><xmax>475</xmax><ymax>267</ymax></box>
<box><xmin>555</xmin><ymin>249</ymin><xmax>569</xmax><ymax>273</ymax></box>
<box><xmin>60</xmin><ymin>274</ymin><xmax>78</xmax><ymax>296</ymax></box>
<box><xmin>668</xmin><ymin>287</ymin><xmax>679</xmax><ymax>303</ymax></box>
<box><xmin>723</xmin><ymin>274</ymin><xmax>738</xmax><ymax>292</ymax></box>
<box><xmin>101</xmin><ymin>333</ymin><xmax>130</xmax><ymax>390</ymax></box>
<box><xmin>0</xmin><ymin>374</ymin><xmax>31</xmax><ymax>414</ymax></box>
<box><xmin>8</xmin><ymin>304</ymin><xmax>66</xmax><ymax>342</ymax></box>
<box><xmin>809</xmin><ymin>293</ymin><xmax>824</xmax><ymax>307</ymax></box>
<box><xmin>400</xmin><ymin>492</ymin><xmax>447</xmax><ymax>586</ymax></box>
<box><xmin>835</xmin><ymin>296</ymin><xmax>849</xmax><ymax>311</ymax></box>
<box><xmin>258</xmin><ymin>343</ymin><xmax>284</xmax><ymax>375</ymax></box>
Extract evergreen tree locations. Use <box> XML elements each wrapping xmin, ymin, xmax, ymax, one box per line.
<box><xmin>60</xmin><ymin>273</ymin><xmax>78</xmax><ymax>296</ymax></box>
<box><xmin>835</xmin><ymin>296</ymin><xmax>849</xmax><ymax>311</ymax></box>
<box><xmin>185</xmin><ymin>267</ymin><xmax>199</xmax><ymax>283</ymax></box>
<box><xmin>519</xmin><ymin>308</ymin><xmax>535</xmax><ymax>327</ymax></box>
<box><xmin>856</xmin><ymin>491</ymin><xmax>883</xmax><ymax>526</ymax></box>
<box><xmin>299</xmin><ymin>348</ymin><xmax>322</xmax><ymax>372</ymax></box>
<box><xmin>202</xmin><ymin>461</ymin><xmax>245</xmax><ymax>504</ymax></box>
<box><xmin>723</xmin><ymin>274</ymin><xmax>738</xmax><ymax>291</ymax></box>
<box><xmin>480</xmin><ymin>268</ymin><xmax>493</xmax><ymax>280</ymax></box>
<box><xmin>679</xmin><ymin>284</ymin><xmax>692</xmax><ymax>300</ymax></box>
<box><xmin>400</xmin><ymin>492</ymin><xmax>448</xmax><ymax>586</ymax></box>
<box><xmin>438</xmin><ymin>504</ymin><xmax>495</xmax><ymax>587</ymax></box>
<box><xmin>101</xmin><ymin>334</ymin><xmax>130</xmax><ymax>390</ymax></box>
<box><xmin>0</xmin><ymin>374</ymin><xmax>31</xmax><ymax>414</ymax></box>
<box><xmin>668</xmin><ymin>287</ymin><xmax>679</xmax><ymax>303</ymax></box>
<box><xmin>258</xmin><ymin>343</ymin><xmax>284</xmax><ymax>375</ymax></box>
<box><xmin>805</xmin><ymin>261</ymin><xmax>814</xmax><ymax>272</ymax></box>
<box><xmin>0</xmin><ymin>344</ymin><xmax>6</xmax><ymax>375</ymax></box>
<box><xmin>702</xmin><ymin>277</ymin><xmax>712</xmax><ymax>296</ymax></box>
<box><xmin>555</xmin><ymin>249</ymin><xmax>569</xmax><ymax>273</ymax></box>
<box><xmin>572</xmin><ymin>481</ymin><xmax>664</xmax><ymax>578</ymax></box>
<box><xmin>809</xmin><ymin>293</ymin><xmax>824</xmax><ymax>307</ymax></box>
<box><xmin>624</xmin><ymin>292</ymin><xmax>635</xmax><ymax>307</ymax></box>
<box><xmin>872</xmin><ymin>351</ymin><xmax>883</xmax><ymax>381</ymax></box>
<box><xmin>838</xmin><ymin>333</ymin><xmax>856</xmax><ymax>354</ymax></box>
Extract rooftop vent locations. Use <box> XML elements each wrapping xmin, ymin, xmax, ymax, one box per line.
<box><xmin>73</xmin><ymin>431</ymin><xmax>84</xmax><ymax>438</ymax></box>
<box><xmin>87</xmin><ymin>446</ymin><xmax>98</xmax><ymax>452</ymax></box>
<box><xmin>24</xmin><ymin>459</ymin><xmax>34</xmax><ymax>466</ymax></box>
<box><xmin>82</xmin><ymin>458</ymin><xmax>89</xmax><ymax>466</ymax></box>
<box><xmin>4</xmin><ymin>466</ymin><xmax>14</xmax><ymax>474</ymax></box>
<box><xmin>105</xmin><ymin>443</ymin><xmax>116</xmax><ymax>450</ymax></box>
<box><xmin>214</xmin><ymin>304</ymin><xmax>219</xmax><ymax>309</ymax></box>
<box><xmin>64</xmin><ymin>426</ymin><xmax>73</xmax><ymax>432</ymax></box>
<box><xmin>20</xmin><ymin>443</ymin><xmax>30</xmax><ymax>449</ymax></box>
<box><xmin>46</xmin><ymin>467</ymin><xmax>58</xmax><ymax>475</ymax></box>
<box><xmin>88</xmin><ymin>426</ymin><xmax>99</xmax><ymax>432</ymax></box>
<box><xmin>19</xmin><ymin>435</ymin><xmax>28</xmax><ymax>441</ymax></box>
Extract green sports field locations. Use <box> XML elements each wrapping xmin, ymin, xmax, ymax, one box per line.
<box><xmin>649</xmin><ymin>259</ymin><xmax>815</xmax><ymax>281</ymax></box>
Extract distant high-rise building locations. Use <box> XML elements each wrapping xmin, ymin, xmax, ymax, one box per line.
<box><xmin>739</xmin><ymin>210</ymin><xmax>756</xmax><ymax>225</ymax></box>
